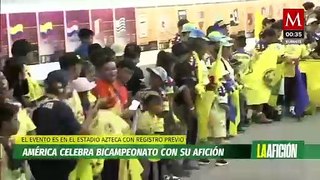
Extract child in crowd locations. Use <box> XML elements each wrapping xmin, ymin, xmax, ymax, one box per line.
<box><xmin>208</xmin><ymin>80</ymin><xmax>229</xmax><ymax>166</ymax></box>
<box><xmin>137</xmin><ymin>94</ymin><xmax>164</xmax><ymax>135</ymax></box>
<box><xmin>137</xmin><ymin>93</ymin><xmax>166</xmax><ymax>180</ymax></box>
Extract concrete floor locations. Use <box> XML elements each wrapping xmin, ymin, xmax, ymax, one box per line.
<box><xmin>186</xmin><ymin>113</ymin><xmax>320</xmax><ymax>180</ymax></box>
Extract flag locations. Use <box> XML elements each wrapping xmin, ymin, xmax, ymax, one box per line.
<box><xmin>66</xmin><ymin>21</ymin><xmax>79</xmax><ymax>37</ymax></box>
<box><xmin>254</xmin><ymin>11</ymin><xmax>263</xmax><ymax>41</ymax></box>
<box><xmin>209</xmin><ymin>45</ymin><xmax>224</xmax><ymax>86</ymax></box>
<box><xmin>116</xmin><ymin>17</ymin><xmax>126</xmax><ymax>33</ymax></box>
<box><xmin>10</xmin><ymin>24</ymin><xmax>23</xmax><ymax>35</ymax></box>
<box><xmin>294</xmin><ymin>65</ymin><xmax>309</xmax><ymax>117</ymax></box>
<box><xmin>228</xmin><ymin>96</ymin><xmax>236</xmax><ymax>122</ymax></box>
<box><xmin>229</xmin><ymin>89</ymin><xmax>240</xmax><ymax>136</ymax></box>
<box><xmin>40</xmin><ymin>22</ymin><xmax>53</xmax><ymax>33</ymax></box>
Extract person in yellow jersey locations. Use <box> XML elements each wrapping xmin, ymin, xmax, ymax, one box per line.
<box><xmin>231</xmin><ymin>35</ymin><xmax>251</xmax><ymax>129</ymax></box>
<box><xmin>59</xmin><ymin>52</ymin><xmax>85</xmax><ymax>123</ymax></box>
<box><xmin>70</xmin><ymin>76</ymin><xmax>142</xmax><ymax>180</ymax></box>
<box><xmin>0</xmin><ymin>72</ymin><xmax>35</xmax><ymax>180</ymax></box>
<box><xmin>208</xmin><ymin>79</ymin><xmax>229</xmax><ymax>167</ymax></box>
<box><xmin>5</xmin><ymin>39</ymin><xmax>44</xmax><ymax>107</ymax></box>
<box><xmin>284</xmin><ymin>43</ymin><xmax>311</xmax><ymax>116</ymax></box>
<box><xmin>188</xmin><ymin>29</ymin><xmax>214</xmax><ymax>165</ymax></box>
<box><xmin>243</xmin><ymin>28</ymin><xmax>280</xmax><ymax>124</ymax></box>
<box><xmin>137</xmin><ymin>93</ymin><xmax>167</xmax><ymax>180</ymax></box>
<box><xmin>137</xmin><ymin>66</ymin><xmax>189</xmax><ymax>179</ymax></box>
<box><xmin>263</xmin><ymin>21</ymin><xmax>287</xmax><ymax>121</ymax></box>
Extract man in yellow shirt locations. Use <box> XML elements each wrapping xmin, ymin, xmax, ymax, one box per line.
<box><xmin>284</xmin><ymin>44</ymin><xmax>310</xmax><ymax>116</ymax></box>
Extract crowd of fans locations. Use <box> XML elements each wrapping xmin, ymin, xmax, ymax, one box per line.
<box><xmin>0</xmin><ymin>1</ymin><xmax>319</xmax><ymax>180</ymax></box>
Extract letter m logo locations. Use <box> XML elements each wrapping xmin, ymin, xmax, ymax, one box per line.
<box><xmin>283</xmin><ymin>9</ymin><xmax>305</xmax><ymax>31</ymax></box>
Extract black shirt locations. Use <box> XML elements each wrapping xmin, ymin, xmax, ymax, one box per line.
<box><xmin>29</xmin><ymin>99</ymin><xmax>81</xmax><ymax>180</ymax></box>
<box><xmin>126</xmin><ymin>66</ymin><xmax>145</xmax><ymax>96</ymax></box>
<box><xmin>32</xmin><ymin>100</ymin><xmax>81</xmax><ymax>135</ymax></box>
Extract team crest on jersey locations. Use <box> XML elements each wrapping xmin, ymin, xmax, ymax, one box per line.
<box><xmin>104</xmin><ymin>123</ymin><xmax>115</xmax><ymax>134</ymax></box>
<box><xmin>263</xmin><ymin>68</ymin><xmax>281</xmax><ymax>88</ymax></box>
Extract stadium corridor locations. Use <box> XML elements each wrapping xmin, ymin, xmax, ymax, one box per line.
<box><xmin>186</xmin><ymin>113</ymin><xmax>320</xmax><ymax>180</ymax></box>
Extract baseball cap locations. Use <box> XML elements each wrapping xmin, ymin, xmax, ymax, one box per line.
<box><xmin>59</xmin><ymin>52</ymin><xmax>84</xmax><ymax>70</ymax></box>
<box><xmin>208</xmin><ymin>31</ymin><xmax>225</xmax><ymax>42</ymax></box>
<box><xmin>262</xmin><ymin>18</ymin><xmax>276</xmax><ymax>26</ymax></box>
<box><xmin>220</xmin><ymin>38</ymin><xmax>234</xmax><ymax>47</ymax></box>
<box><xmin>181</xmin><ymin>23</ymin><xmax>197</xmax><ymax>33</ymax></box>
<box><xmin>147</xmin><ymin>66</ymin><xmax>168</xmax><ymax>82</ymax></box>
<box><xmin>111</xmin><ymin>43</ymin><xmax>125</xmax><ymax>57</ymax></box>
<box><xmin>307</xmin><ymin>17</ymin><xmax>319</xmax><ymax>25</ymax></box>
<box><xmin>45</xmin><ymin>70</ymin><xmax>70</xmax><ymax>89</ymax></box>
<box><xmin>72</xmin><ymin>77</ymin><xmax>96</xmax><ymax>92</ymax></box>
<box><xmin>11</xmin><ymin>39</ymin><xmax>37</xmax><ymax>57</ymax></box>
<box><xmin>189</xmin><ymin>29</ymin><xmax>209</xmax><ymax>41</ymax></box>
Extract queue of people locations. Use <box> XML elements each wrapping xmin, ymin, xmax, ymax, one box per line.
<box><xmin>0</xmin><ymin>1</ymin><xmax>320</xmax><ymax>180</ymax></box>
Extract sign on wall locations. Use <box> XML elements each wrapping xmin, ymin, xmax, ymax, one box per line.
<box><xmin>38</xmin><ymin>11</ymin><xmax>65</xmax><ymax>63</ymax></box>
<box><xmin>65</xmin><ymin>10</ymin><xmax>90</xmax><ymax>52</ymax></box>
<box><xmin>114</xmin><ymin>8</ymin><xmax>136</xmax><ymax>44</ymax></box>
<box><xmin>91</xmin><ymin>9</ymin><xmax>114</xmax><ymax>46</ymax></box>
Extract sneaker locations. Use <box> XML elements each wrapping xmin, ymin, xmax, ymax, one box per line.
<box><xmin>198</xmin><ymin>159</ymin><xmax>210</xmax><ymax>165</ymax></box>
<box><xmin>253</xmin><ymin>113</ymin><xmax>272</xmax><ymax>124</ymax></box>
<box><xmin>163</xmin><ymin>175</ymin><xmax>182</xmax><ymax>180</ymax></box>
<box><xmin>289</xmin><ymin>106</ymin><xmax>296</xmax><ymax>116</ymax></box>
<box><xmin>215</xmin><ymin>159</ymin><xmax>229</xmax><ymax>166</ymax></box>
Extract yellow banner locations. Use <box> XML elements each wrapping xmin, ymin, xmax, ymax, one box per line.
<box><xmin>300</xmin><ymin>60</ymin><xmax>320</xmax><ymax>106</ymax></box>
<box><xmin>15</xmin><ymin>135</ymin><xmax>186</xmax><ymax>145</ymax></box>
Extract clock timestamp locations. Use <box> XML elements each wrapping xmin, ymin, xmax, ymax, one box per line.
<box><xmin>283</xmin><ymin>30</ymin><xmax>304</xmax><ymax>39</ymax></box>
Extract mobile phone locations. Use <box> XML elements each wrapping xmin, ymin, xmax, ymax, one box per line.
<box><xmin>129</xmin><ymin>100</ymin><xmax>141</xmax><ymax>110</ymax></box>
